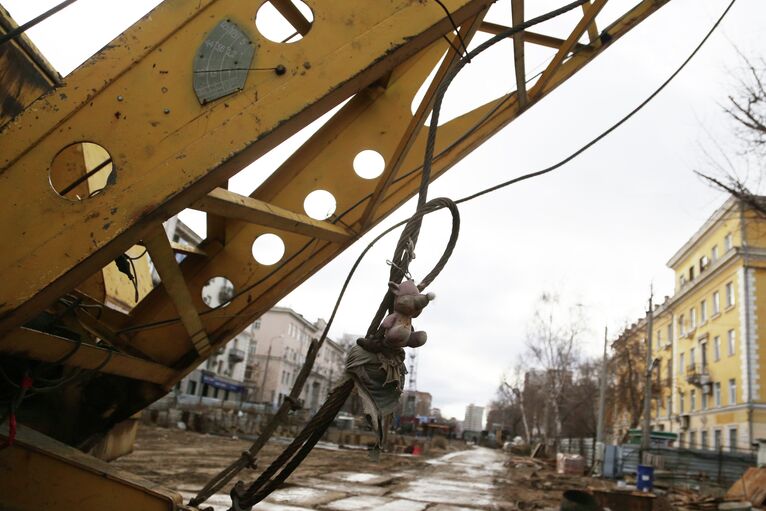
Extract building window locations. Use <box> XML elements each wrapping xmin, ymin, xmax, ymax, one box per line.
<box><xmin>713</xmin><ymin>336</ymin><xmax>721</xmax><ymax>361</ymax></box>
<box><xmin>679</xmin><ymin>314</ymin><xmax>686</xmax><ymax>336</ymax></box>
<box><xmin>700</xmin><ymin>255</ymin><xmax>710</xmax><ymax>272</ymax></box>
<box><xmin>668</xmin><ymin>324</ymin><xmax>673</xmax><ymax>342</ymax></box>
<box><xmin>714</xmin><ymin>429</ymin><xmax>722</xmax><ymax>451</ymax></box>
<box><xmin>729</xmin><ymin>378</ymin><xmax>737</xmax><ymax>404</ymax></box>
<box><xmin>700</xmin><ymin>340</ymin><xmax>708</xmax><ymax>370</ymax></box>
<box><xmin>253</xmin><ymin>319</ymin><xmax>261</xmax><ymax>329</ymax></box>
<box><xmin>713</xmin><ymin>291</ymin><xmax>721</xmax><ymax>315</ymax></box>
<box><xmin>690</xmin><ymin>346</ymin><xmax>696</xmax><ymax>370</ymax></box>
<box><xmin>657</xmin><ymin>329</ymin><xmax>662</xmax><ymax>347</ymax></box>
<box><xmin>725</xmin><ymin>282</ymin><xmax>735</xmax><ymax>307</ymax></box>
<box><xmin>701</xmin><ymin>430</ymin><xmax>708</xmax><ymax>450</ymax></box>
<box><xmin>667</xmin><ymin>396</ymin><xmax>672</xmax><ymax>418</ymax></box>
<box><xmin>714</xmin><ymin>382</ymin><xmax>721</xmax><ymax>407</ymax></box>
<box><xmin>724</xmin><ymin>232</ymin><xmax>733</xmax><ymax>251</ymax></box>
<box><xmin>729</xmin><ymin>428</ymin><xmax>738</xmax><ymax>452</ymax></box>
<box><xmin>689</xmin><ymin>266</ymin><xmax>695</xmax><ymax>281</ymax></box>
<box><xmin>679</xmin><ymin>352</ymin><xmax>685</xmax><ymax>374</ymax></box>
<box><xmin>690</xmin><ymin>308</ymin><xmax>697</xmax><ymax>329</ymax></box>
<box><xmin>679</xmin><ymin>391</ymin><xmax>685</xmax><ymax>414</ymax></box>
<box><xmin>728</xmin><ymin>329</ymin><xmax>736</xmax><ymax>356</ymax></box>
<box><xmin>700</xmin><ymin>300</ymin><xmax>707</xmax><ymax>322</ymax></box>
<box><xmin>701</xmin><ymin>391</ymin><xmax>708</xmax><ymax>410</ymax></box>
<box><xmin>689</xmin><ymin>431</ymin><xmax>696</xmax><ymax>448</ymax></box>
<box><xmin>712</xmin><ymin>245</ymin><xmax>719</xmax><ymax>261</ymax></box>
<box><xmin>188</xmin><ymin>380</ymin><xmax>197</xmax><ymax>395</ymax></box>
<box><xmin>690</xmin><ymin>389</ymin><xmax>696</xmax><ymax>411</ymax></box>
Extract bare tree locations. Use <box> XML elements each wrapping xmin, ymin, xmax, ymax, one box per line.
<box><xmin>523</xmin><ymin>293</ymin><xmax>585</xmax><ymax>446</ymax></box>
<box><xmin>502</xmin><ymin>363</ymin><xmax>531</xmax><ymax>444</ymax></box>
<box><xmin>611</xmin><ymin>325</ymin><xmax>647</xmax><ymax>431</ymax></box>
<box><xmin>698</xmin><ymin>52</ymin><xmax>766</xmax><ymax>214</ymax></box>
<box><xmin>725</xmin><ymin>53</ymin><xmax>766</xmax><ymax>155</ymax></box>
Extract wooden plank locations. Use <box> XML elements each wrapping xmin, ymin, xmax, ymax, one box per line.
<box><xmin>530</xmin><ymin>0</ymin><xmax>608</xmax><ymax>97</ymax></box>
<box><xmin>511</xmin><ymin>0</ymin><xmax>527</xmax><ymax>108</ymax></box>
<box><xmin>359</xmin><ymin>10</ymin><xmax>488</xmax><ymax>228</ymax></box>
<box><xmin>143</xmin><ymin>225</ymin><xmax>211</xmax><ymax>357</ymax></box>
<box><xmin>0</xmin><ymin>328</ymin><xmax>176</xmax><ymax>386</ymax></box>
<box><xmin>192</xmin><ymin>188</ymin><xmax>353</xmax><ymax>243</ymax></box>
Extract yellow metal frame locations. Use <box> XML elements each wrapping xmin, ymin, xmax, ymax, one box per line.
<box><xmin>0</xmin><ymin>423</ymin><xmax>185</xmax><ymax>511</ymax></box>
<box><xmin>0</xmin><ymin>1</ymin><xmax>675</xmax><ymax>506</ymax></box>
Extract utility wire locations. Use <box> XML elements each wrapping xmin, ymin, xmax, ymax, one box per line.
<box><xmin>0</xmin><ymin>0</ymin><xmax>79</xmax><ymax>45</ymax></box>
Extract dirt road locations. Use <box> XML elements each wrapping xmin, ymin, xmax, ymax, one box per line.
<box><xmin>112</xmin><ymin>425</ymin><xmax>512</xmax><ymax>510</ymax></box>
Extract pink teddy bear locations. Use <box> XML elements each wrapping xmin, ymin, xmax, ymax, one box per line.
<box><xmin>358</xmin><ymin>279</ymin><xmax>435</xmax><ymax>352</ymax></box>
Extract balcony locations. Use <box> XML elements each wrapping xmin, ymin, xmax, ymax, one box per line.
<box><xmin>228</xmin><ymin>347</ymin><xmax>246</xmax><ymax>364</ymax></box>
<box><xmin>686</xmin><ymin>364</ymin><xmax>711</xmax><ymax>387</ymax></box>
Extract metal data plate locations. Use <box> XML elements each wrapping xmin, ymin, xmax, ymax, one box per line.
<box><xmin>193</xmin><ymin>19</ymin><xmax>255</xmax><ymax>104</ymax></box>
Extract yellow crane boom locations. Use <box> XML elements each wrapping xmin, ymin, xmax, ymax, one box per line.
<box><xmin>0</xmin><ymin>1</ymin><xmax>672</xmax><ymax>509</ymax></box>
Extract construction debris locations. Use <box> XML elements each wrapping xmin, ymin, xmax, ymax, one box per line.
<box><xmin>557</xmin><ymin>453</ymin><xmax>586</xmax><ymax>475</ymax></box>
<box><xmin>727</xmin><ymin>467</ymin><xmax>766</xmax><ymax>506</ymax></box>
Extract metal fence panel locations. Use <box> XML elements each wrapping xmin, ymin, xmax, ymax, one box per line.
<box><xmin>620</xmin><ymin>445</ymin><xmax>755</xmax><ymax>487</ymax></box>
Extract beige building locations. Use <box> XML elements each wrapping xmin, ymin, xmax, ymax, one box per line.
<box><xmin>244</xmin><ymin>307</ymin><xmax>346</xmax><ymax>413</ymax></box>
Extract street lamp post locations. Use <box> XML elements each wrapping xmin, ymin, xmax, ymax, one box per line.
<box><xmin>258</xmin><ymin>335</ymin><xmax>283</xmax><ymax>404</ymax></box>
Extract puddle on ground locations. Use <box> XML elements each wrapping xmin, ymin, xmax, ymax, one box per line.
<box><xmin>324</xmin><ymin>495</ymin><xmax>427</xmax><ymax>511</ymax></box>
<box><xmin>324</xmin><ymin>471</ymin><xmax>392</xmax><ymax>485</ymax></box>
<box><xmin>266</xmin><ymin>486</ymin><xmax>346</xmax><ymax>506</ymax></box>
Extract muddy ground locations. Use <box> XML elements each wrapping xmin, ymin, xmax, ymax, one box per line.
<box><xmin>111</xmin><ymin>425</ymin><xmax>614</xmax><ymax>510</ymax></box>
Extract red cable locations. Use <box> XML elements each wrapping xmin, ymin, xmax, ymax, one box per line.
<box><xmin>1</xmin><ymin>374</ymin><xmax>33</xmax><ymax>449</ymax></box>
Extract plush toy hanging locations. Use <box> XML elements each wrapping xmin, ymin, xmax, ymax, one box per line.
<box><xmin>346</xmin><ymin>278</ymin><xmax>435</xmax><ymax>455</ymax></box>
<box><xmin>358</xmin><ymin>279</ymin><xmax>435</xmax><ymax>352</ymax></box>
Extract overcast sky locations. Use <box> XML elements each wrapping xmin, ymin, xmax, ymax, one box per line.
<box><xmin>6</xmin><ymin>0</ymin><xmax>766</xmax><ymax>421</ymax></box>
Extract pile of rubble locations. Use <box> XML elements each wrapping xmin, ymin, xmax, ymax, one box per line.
<box><xmin>668</xmin><ymin>488</ymin><xmax>751</xmax><ymax>510</ymax></box>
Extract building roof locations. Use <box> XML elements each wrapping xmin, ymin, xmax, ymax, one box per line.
<box><xmin>666</xmin><ymin>196</ymin><xmax>737</xmax><ymax>269</ymax></box>
<box><xmin>270</xmin><ymin>306</ymin><xmax>323</xmax><ymax>330</ymax></box>
<box><xmin>267</xmin><ymin>306</ymin><xmax>343</xmax><ymax>352</ymax></box>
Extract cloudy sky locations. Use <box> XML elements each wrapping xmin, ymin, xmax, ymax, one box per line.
<box><xmin>6</xmin><ymin>0</ymin><xmax>766</xmax><ymax>421</ymax></box>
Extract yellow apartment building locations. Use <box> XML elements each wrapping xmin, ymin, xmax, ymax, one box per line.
<box><xmin>612</xmin><ymin>195</ymin><xmax>766</xmax><ymax>451</ymax></box>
